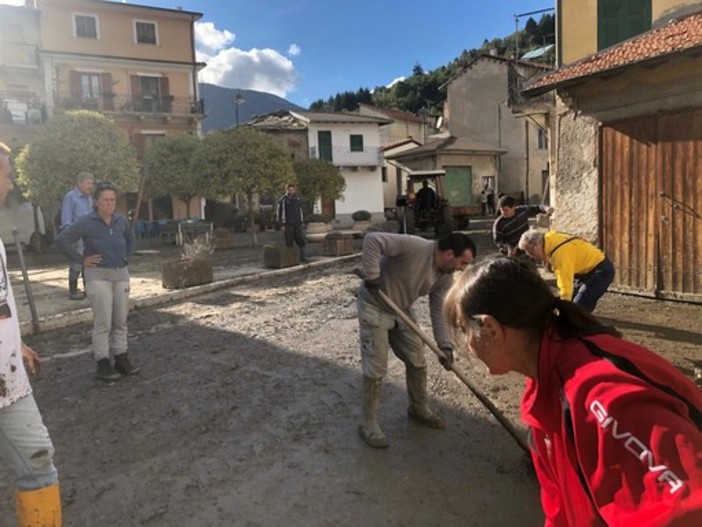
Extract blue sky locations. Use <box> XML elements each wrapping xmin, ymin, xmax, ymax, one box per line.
<box><xmin>3</xmin><ymin>0</ymin><xmax>555</xmax><ymax>108</ymax></box>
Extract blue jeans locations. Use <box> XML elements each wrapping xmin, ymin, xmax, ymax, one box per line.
<box><xmin>573</xmin><ymin>257</ymin><xmax>615</xmax><ymax>312</ymax></box>
<box><xmin>0</xmin><ymin>395</ymin><xmax>58</xmax><ymax>490</ymax></box>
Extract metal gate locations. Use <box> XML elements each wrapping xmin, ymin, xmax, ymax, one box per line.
<box><xmin>601</xmin><ymin>109</ymin><xmax>702</xmax><ymax>301</ymax></box>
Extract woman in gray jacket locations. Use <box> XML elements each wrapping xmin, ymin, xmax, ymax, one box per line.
<box><xmin>56</xmin><ymin>182</ymin><xmax>139</xmax><ymax>381</ymax></box>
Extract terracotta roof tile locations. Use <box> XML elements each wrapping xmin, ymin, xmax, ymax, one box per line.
<box><xmin>525</xmin><ymin>11</ymin><xmax>702</xmax><ymax>94</ymax></box>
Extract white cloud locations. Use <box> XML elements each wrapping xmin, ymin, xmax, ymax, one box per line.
<box><xmin>195</xmin><ymin>21</ymin><xmax>297</xmax><ymax>98</ymax></box>
<box><xmin>287</xmin><ymin>44</ymin><xmax>301</xmax><ymax>57</ymax></box>
<box><xmin>0</xmin><ymin>0</ymin><xmax>25</xmax><ymax>5</ymax></box>
<box><xmin>195</xmin><ymin>21</ymin><xmax>235</xmax><ymax>54</ymax></box>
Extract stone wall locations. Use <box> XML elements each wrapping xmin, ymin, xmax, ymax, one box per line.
<box><xmin>553</xmin><ymin>104</ymin><xmax>599</xmax><ymax>242</ymax></box>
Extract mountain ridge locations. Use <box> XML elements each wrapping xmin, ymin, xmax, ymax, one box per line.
<box><xmin>200</xmin><ymin>83</ymin><xmax>305</xmax><ymax>132</ymax></box>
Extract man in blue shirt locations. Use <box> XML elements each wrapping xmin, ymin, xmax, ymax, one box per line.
<box><xmin>60</xmin><ymin>172</ymin><xmax>94</xmax><ymax>300</ymax></box>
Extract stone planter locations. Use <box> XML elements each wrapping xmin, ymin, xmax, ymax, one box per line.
<box><xmin>263</xmin><ymin>244</ymin><xmax>300</xmax><ymax>268</ymax></box>
<box><xmin>351</xmin><ymin>220</ymin><xmax>372</xmax><ymax>234</ymax></box>
<box><xmin>324</xmin><ymin>233</ymin><xmax>354</xmax><ymax>256</ymax></box>
<box><xmin>161</xmin><ymin>257</ymin><xmax>213</xmax><ymax>289</ymax></box>
<box><xmin>305</xmin><ymin>222</ymin><xmax>332</xmax><ymax>242</ymax></box>
<box><xmin>214</xmin><ymin>232</ymin><xmax>236</xmax><ymax>250</ymax></box>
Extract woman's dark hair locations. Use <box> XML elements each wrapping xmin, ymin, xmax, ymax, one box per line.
<box><xmin>92</xmin><ymin>181</ymin><xmax>118</xmax><ymax>209</ymax></box>
<box><xmin>444</xmin><ymin>256</ymin><xmax>620</xmax><ymax>339</ymax></box>
<box><xmin>437</xmin><ymin>232</ymin><xmax>477</xmax><ymax>258</ymax></box>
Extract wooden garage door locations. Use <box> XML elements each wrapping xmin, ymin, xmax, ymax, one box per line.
<box><xmin>601</xmin><ymin>109</ymin><xmax>702</xmax><ymax>300</ymax></box>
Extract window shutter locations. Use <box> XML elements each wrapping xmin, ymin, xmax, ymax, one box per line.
<box><xmin>159</xmin><ymin>77</ymin><xmax>170</xmax><ymax>112</ymax></box>
<box><xmin>101</xmin><ymin>73</ymin><xmax>114</xmax><ymax>110</ymax></box>
<box><xmin>130</xmin><ymin>75</ymin><xmax>141</xmax><ymax>97</ymax></box>
<box><xmin>130</xmin><ymin>75</ymin><xmax>141</xmax><ymax>111</ymax></box>
<box><xmin>598</xmin><ymin>0</ymin><xmax>623</xmax><ymax>50</ymax></box>
<box><xmin>158</xmin><ymin>77</ymin><xmax>170</xmax><ymax>97</ymax></box>
<box><xmin>598</xmin><ymin>0</ymin><xmax>651</xmax><ymax>50</ymax></box>
<box><xmin>627</xmin><ymin>0</ymin><xmax>651</xmax><ymax>37</ymax></box>
<box><xmin>69</xmin><ymin>71</ymin><xmax>81</xmax><ymax>98</ymax></box>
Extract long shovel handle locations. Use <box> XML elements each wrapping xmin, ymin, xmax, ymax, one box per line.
<box><xmin>13</xmin><ymin>228</ymin><xmax>40</xmax><ymax>335</ymax></box>
<box><xmin>377</xmin><ymin>289</ymin><xmax>530</xmax><ymax>455</ymax></box>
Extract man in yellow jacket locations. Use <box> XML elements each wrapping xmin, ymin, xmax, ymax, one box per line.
<box><xmin>519</xmin><ymin>230</ymin><xmax>615</xmax><ymax>312</ymax></box>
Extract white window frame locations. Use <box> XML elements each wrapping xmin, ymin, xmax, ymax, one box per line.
<box><xmin>72</xmin><ymin>12</ymin><xmax>100</xmax><ymax>40</ymax></box>
<box><xmin>133</xmin><ymin>19</ymin><xmax>159</xmax><ymax>45</ymax></box>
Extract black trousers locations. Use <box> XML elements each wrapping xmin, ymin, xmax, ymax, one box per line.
<box><xmin>284</xmin><ymin>223</ymin><xmax>305</xmax><ymax>248</ymax></box>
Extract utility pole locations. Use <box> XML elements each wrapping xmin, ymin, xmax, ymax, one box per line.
<box><xmin>514</xmin><ymin>7</ymin><xmax>555</xmax><ymax>59</ymax></box>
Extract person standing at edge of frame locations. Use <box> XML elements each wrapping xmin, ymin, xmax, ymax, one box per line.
<box><xmin>277</xmin><ymin>183</ymin><xmax>307</xmax><ymax>262</ymax></box>
<box><xmin>60</xmin><ymin>172</ymin><xmax>95</xmax><ymax>300</ymax></box>
<box><xmin>0</xmin><ymin>141</ymin><xmax>62</xmax><ymax>526</ymax></box>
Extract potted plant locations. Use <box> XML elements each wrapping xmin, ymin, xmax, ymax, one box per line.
<box><xmin>213</xmin><ymin>227</ymin><xmax>236</xmax><ymax>250</ymax></box>
<box><xmin>351</xmin><ymin>210</ymin><xmax>372</xmax><ymax>234</ymax></box>
<box><xmin>161</xmin><ymin>237</ymin><xmax>214</xmax><ymax>289</ymax></box>
<box><xmin>305</xmin><ymin>213</ymin><xmax>332</xmax><ymax>242</ymax></box>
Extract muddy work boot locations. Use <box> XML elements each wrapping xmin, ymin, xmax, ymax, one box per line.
<box><xmin>96</xmin><ymin>359</ymin><xmax>121</xmax><ymax>381</ymax></box>
<box><xmin>406</xmin><ymin>366</ymin><xmax>445</xmax><ymax>429</ymax></box>
<box><xmin>68</xmin><ymin>278</ymin><xmax>86</xmax><ymax>300</ymax></box>
<box><xmin>114</xmin><ymin>353</ymin><xmax>140</xmax><ymax>376</ymax></box>
<box><xmin>358</xmin><ymin>377</ymin><xmax>389</xmax><ymax>448</ymax></box>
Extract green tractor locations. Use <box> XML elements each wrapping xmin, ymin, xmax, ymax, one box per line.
<box><xmin>396</xmin><ymin>170</ymin><xmax>471</xmax><ymax>237</ymax></box>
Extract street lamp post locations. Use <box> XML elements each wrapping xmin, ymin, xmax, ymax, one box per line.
<box><xmin>234</xmin><ymin>90</ymin><xmax>245</xmax><ymax>127</ymax></box>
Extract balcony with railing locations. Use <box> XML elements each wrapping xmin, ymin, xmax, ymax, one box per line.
<box><xmin>309</xmin><ymin>145</ymin><xmax>383</xmax><ymax>167</ymax></box>
<box><xmin>0</xmin><ymin>91</ymin><xmax>45</xmax><ymax>125</ymax></box>
<box><xmin>56</xmin><ymin>93</ymin><xmax>204</xmax><ymax>117</ymax></box>
<box><xmin>0</xmin><ymin>44</ymin><xmax>39</xmax><ymax>69</ymax></box>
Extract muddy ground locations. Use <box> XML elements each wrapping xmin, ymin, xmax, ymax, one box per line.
<box><xmin>1</xmin><ymin>238</ymin><xmax>701</xmax><ymax>526</ymax></box>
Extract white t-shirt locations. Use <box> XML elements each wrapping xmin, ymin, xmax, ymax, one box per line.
<box><xmin>0</xmin><ymin>238</ymin><xmax>31</xmax><ymax>409</ymax></box>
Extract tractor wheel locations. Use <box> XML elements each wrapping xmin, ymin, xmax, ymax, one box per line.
<box><xmin>398</xmin><ymin>209</ymin><xmax>415</xmax><ymax>234</ymax></box>
<box><xmin>456</xmin><ymin>215</ymin><xmax>470</xmax><ymax>230</ymax></box>
<box><xmin>404</xmin><ymin>212</ymin><xmax>415</xmax><ymax>234</ymax></box>
<box><xmin>29</xmin><ymin>232</ymin><xmax>45</xmax><ymax>253</ymax></box>
<box><xmin>435</xmin><ymin>207</ymin><xmax>455</xmax><ymax>237</ymax></box>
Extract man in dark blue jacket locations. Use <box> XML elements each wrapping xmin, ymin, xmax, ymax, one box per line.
<box><xmin>492</xmin><ymin>195</ymin><xmax>553</xmax><ymax>255</ymax></box>
<box><xmin>276</xmin><ymin>184</ymin><xmax>306</xmax><ymax>261</ymax></box>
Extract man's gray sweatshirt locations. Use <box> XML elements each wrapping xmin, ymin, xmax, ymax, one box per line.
<box><xmin>360</xmin><ymin>232</ymin><xmax>454</xmax><ymax>350</ymax></box>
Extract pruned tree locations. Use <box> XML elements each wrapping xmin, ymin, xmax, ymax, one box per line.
<box><xmin>196</xmin><ymin>127</ymin><xmax>294</xmax><ymax>245</ymax></box>
<box><xmin>293</xmin><ymin>159</ymin><xmax>346</xmax><ymax>216</ymax></box>
<box><xmin>142</xmin><ymin>134</ymin><xmax>202</xmax><ymax>218</ymax></box>
<box><xmin>15</xmin><ymin>110</ymin><xmax>139</xmax><ymax>213</ymax></box>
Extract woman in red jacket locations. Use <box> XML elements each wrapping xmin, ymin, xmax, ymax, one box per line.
<box><xmin>444</xmin><ymin>257</ymin><xmax>702</xmax><ymax>527</ymax></box>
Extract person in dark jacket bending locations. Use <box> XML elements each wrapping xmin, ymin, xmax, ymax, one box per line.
<box><xmin>492</xmin><ymin>195</ymin><xmax>553</xmax><ymax>256</ymax></box>
<box><xmin>276</xmin><ymin>183</ymin><xmax>306</xmax><ymax>262</ymax></box>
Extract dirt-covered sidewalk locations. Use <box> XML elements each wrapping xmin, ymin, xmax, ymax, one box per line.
<box><xmin>6</xmin><ymin>230</ymin><xmax>361</xmax><ymax>336</ymax></box>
